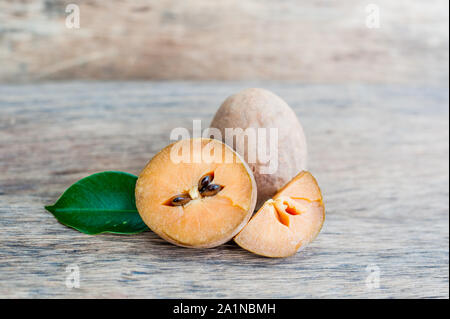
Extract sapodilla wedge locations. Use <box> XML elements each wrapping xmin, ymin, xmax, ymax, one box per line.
<box><xmin>234</xmin><ymin>171</ymin><xmax>325</xmax><ymax>257</ymax></box>
<box><xmin>136</xmin><ymin>138</ymin><xmax>257</xmax><ymax>248</ymax></box>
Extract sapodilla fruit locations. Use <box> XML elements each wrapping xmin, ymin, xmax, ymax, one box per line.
<box><xmin>234</xmin><ymin>171</ymin><xmax>325</xmax><ymax>257</ymax></box>
<box><xmin>136</xmin><ymin>138</ymin><xmax>257</xmax><ymax>248</ymax></box>
<box><xmin>210</xmin><ymin>88</ymin><xmax>308</xmax><ymax>209</ymax></box>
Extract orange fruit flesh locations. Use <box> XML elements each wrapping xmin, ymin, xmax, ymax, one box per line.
<box><xmin>234</xmin><ymin>171</ymin><xmax>325</xmax><ymax>257</ymax></box>
<box><xmin>136</xmin><ymin>138</ymin><xmax>256</xmax><ymax>248</ymax></box>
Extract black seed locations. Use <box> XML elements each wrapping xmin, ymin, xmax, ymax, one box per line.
<box><xmin>167</xmin><ymin>195</ymin><xmax>191</xmax><ymax>206</ymax></box>
<box><xmin>200</xmin><ymin>184</ymin><xmax>223</xmax><ymax>197</ymax></box>
<box><xmin>198</xmin><ymin>173</ymin><xmax>214</xmax><ymax>191</ymax></box>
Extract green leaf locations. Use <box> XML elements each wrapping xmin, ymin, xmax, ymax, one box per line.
<box><xmin>45</xmin><ymin>171</ymin><xmax>149</xmax><ymax>235</ymax></box>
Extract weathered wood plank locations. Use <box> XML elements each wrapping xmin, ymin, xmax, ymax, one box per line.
<box><xmin>0</xmin><ymin>82</ymin><xmax>448</xmax><ymax>298</ymax></box>
<box><xmin>0</xmin><ymin>0</ymin><xmax>448</xmax><ymax>85</ymax></box>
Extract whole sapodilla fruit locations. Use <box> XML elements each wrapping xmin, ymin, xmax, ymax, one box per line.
<box><xmin>135</xmin><ymin>138</ymin><xmax>257</xmax><ymax>248</ymax></box>
<box><xmin>210</xmin><ymin>88</ymin><xmax>307</xmax><ymax>209</ymax></box>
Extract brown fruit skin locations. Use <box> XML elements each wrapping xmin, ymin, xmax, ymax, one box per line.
<box><xmin>210</xmin><ymin>88</ymin><xmax>307</xmax><ymax>209</ymax></box>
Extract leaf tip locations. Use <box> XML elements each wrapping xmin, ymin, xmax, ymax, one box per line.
<box><xmin>45</xmin><ymin>205</ymin><xmax>55</xmax><ymax>213</ymax></box>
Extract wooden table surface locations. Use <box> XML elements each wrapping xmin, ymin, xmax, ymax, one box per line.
<box><xmin>0</xmin><ymin>82</ymin><xmax>448</xmax><ymax>298</ymax></box>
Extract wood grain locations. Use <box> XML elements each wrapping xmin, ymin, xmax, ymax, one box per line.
<box><xmin>0</xmin><ymin>82</ymin><xmax>448</xmax><ymax>298</ymax></box>
<box><xmin>0</xmin><ymin>0</ymin><xmax>448</xmax><ymax>85</ymax></box>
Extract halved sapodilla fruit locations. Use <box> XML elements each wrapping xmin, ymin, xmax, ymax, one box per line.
<box><xmin>234</xmin><ymin>171</ymin><xmax>325</xmax><ymax>257</ymax></box>
<box><xmin>136</xmin><ymin>138</ymin><xmax>257</xmax><ymax>248</ymax></box>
